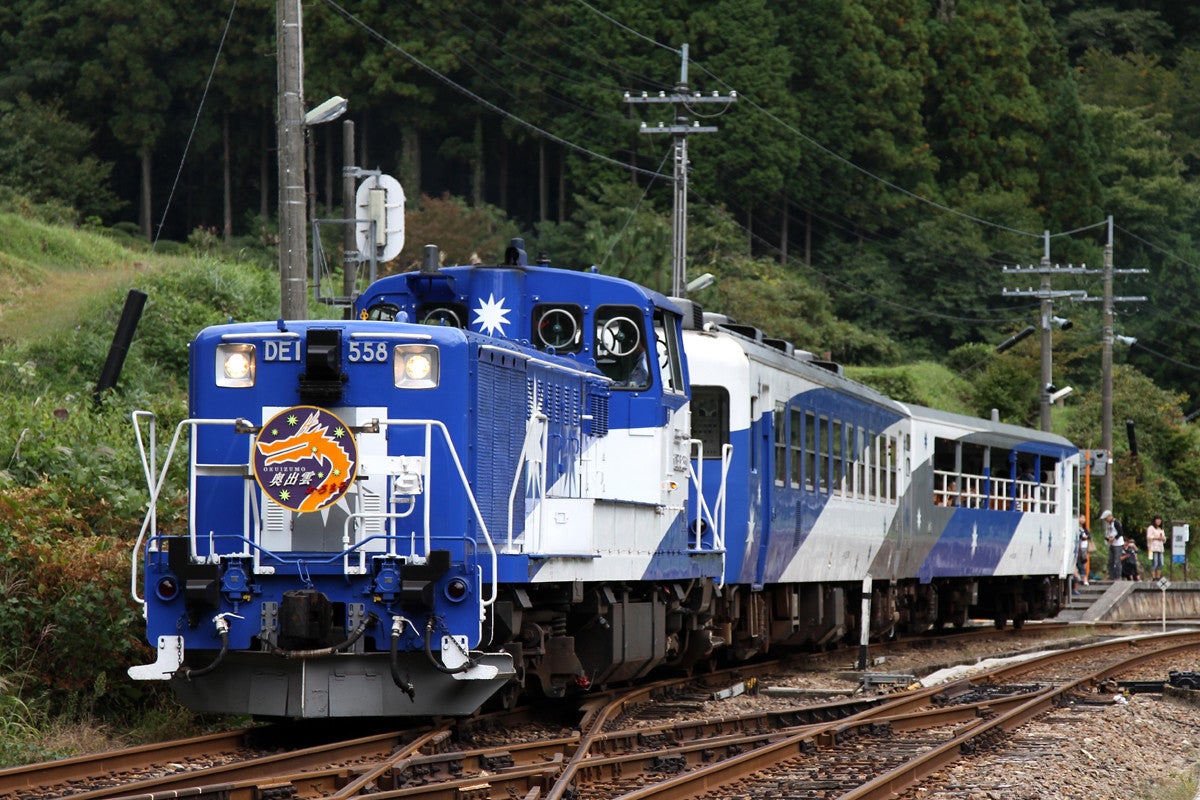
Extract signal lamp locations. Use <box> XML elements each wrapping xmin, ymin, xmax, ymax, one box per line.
<box><xmin>444</xmin><ymin>578</ymin><xmax>469</xmax><ymax>602</ymax></box>
<box><xmin>155</xmin><ymin>577</ymin><xmax>180</xmax><ymax>601</ymax></box>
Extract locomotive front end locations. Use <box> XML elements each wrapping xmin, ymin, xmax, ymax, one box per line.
<box><xmin>128</xmin><ymin>321</ymin><xmax>515</xmax><ymax>717</ymax></box>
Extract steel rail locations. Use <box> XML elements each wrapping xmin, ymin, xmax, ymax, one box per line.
<box><xmin>841</xmin><ymin>635</ymin><xmax>1200</xmax><ymax>799</ymax></box>
<box><xmin>0</xmin><ymin>728</ymin><xmax>256</xmax><ymax>794</ymax></box>
<box><xmin>60</xmin><ymin>726</ymin><xmax>448</xmax><ymax>800</ymax></box>
<box><xmin>599</xmin><ymin>629</ymin><xmax>1200</xmax><ymax>800</ymax></box>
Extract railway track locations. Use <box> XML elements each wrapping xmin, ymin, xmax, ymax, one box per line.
<box><xmin>2</xmin><ymin>623</ymin><xmax>1176</xmax><ymax>800</ymax></box>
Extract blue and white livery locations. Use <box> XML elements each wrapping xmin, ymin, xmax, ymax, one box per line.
<box><xmin>127</xmin><ymin>240</ymin><xmax>1079</xmax><ymax>717</ymax></box>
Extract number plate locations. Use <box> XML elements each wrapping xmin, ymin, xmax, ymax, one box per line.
<box><xmin>348</xmin><ymin>340</ymin><xmax>391</xmax><ymax>363</ymax></box>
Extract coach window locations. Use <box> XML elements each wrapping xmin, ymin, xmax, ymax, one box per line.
<box><xmin>789</xmin><ymin>407</ymin><xmax>803</xmax><ymax>489</ymax></box>
<box><xmin>933</xmin><ymin>437</ymin><xmax>959</xmax><ymax>506</ymax></box>
<box><xmin>887</xmin><ymin>435</ymin><xmax>898</xmax><ymax>503</ymax></box>
<box><xmin>817</xmin><ymin>415</ymin><xmax>829</xmax><ymax>493</ymax></box>
<box><xmin>691</xmin><ymin>386</ymin><xmax>729</xmax><ymax>457</ymax></box>
<box><xmin>831</xmin><ymin>420</ymin><xmax>844</xmax><ymax>496</ymax></box>
<box><xmin>594</xmin><ymin>306</ymin><xmax>647</xmax><ymax>389</ymax></box>
<box><xmin>805</xmin><ymin>411</ymin><xmax>817</xmax><ymax>491</ymax></box>
<box><xmin>959</xmin><ymin>442</ymin><xmax>985</xmax><ymax>509</ymax></box>
<box><xmin>652</xmin><ymin>309</ymin><xmax>685</xmax><ymax>394</ymax></box>
<box><xmin>870</xmin><ymin>433</ymin><xmax>880</xmax><ymax>500</ymax></box>
<box><xmin>774</xmin><ymin>404</ymin><xmax>787</xmax><ymax>486</ymax></box>
<box><xmin>855</xmin><ymin>426</ymin><xmax>867</xmax><ymax>499</ymax></box>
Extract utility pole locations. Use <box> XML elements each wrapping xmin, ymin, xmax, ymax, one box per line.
<box><xmin>624</xmin><ymin>44</ymin><xmax>736</xmax><ymax>298</ymax></box>
<box><xmin>277</xmin><ymin>0</ymin><xmax>308</xmax><ymax>320</ymax></box>
<box><xmin>1078</xmin><ymin>216</ymin><xmax>1147</xmax><ymax>512</ymax></box>
<box><xmin>1001</xmin><ymin>234</ymin><xmax>1087</xmax><ymax>431</ymax></box>
<box><xmin>342</xmin><ymin>119</ymin><xmax>357</xmax><ymax>316</ymax></box>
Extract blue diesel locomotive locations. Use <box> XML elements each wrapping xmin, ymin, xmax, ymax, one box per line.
<box><xmin>128</xmin><ymin>240</ymin><xmax>1079</xmax><ymax>717</ymax></box>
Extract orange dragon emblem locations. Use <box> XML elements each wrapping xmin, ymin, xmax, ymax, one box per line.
<box><xmin>253</xmin><ymin>406</ymin><xmax>358</xmax><ymax>512</ymax></box>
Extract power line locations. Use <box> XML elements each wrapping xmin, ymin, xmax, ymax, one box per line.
<box><xmin>154</xmin><ymin>0</ymin><xmax>239</xmax><ymax>248</ymax></box>
<box><xmin>572</xmin><ymin>0</ymin><xmax>1113</xmax><ymax>244</ymax></box>
<box><xmin>319</xmin><ymin>0</ymin><xmax>669</xmax><ymax>181</ymax></box>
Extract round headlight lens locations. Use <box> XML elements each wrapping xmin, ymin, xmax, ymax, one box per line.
<box><xmin>224</xmin><ymin>351</ymin><xmax>251</xmax><ymax>380</ymax></box>
<box><xmin>405</xmin><ymin>353</ymin><xmax>432</xmax><ymax>381</ymax></box>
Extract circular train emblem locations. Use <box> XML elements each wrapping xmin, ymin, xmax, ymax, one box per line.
<box><xmin>253</xmin><ymin>405</ymin><xmax>358</xmax><ymax>512</ymax></box>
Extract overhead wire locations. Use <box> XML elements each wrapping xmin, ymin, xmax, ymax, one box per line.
<box><xmin>571</xmin><ymin>0</ymin><xmax>1112</xmax><ymax>244</ymax></box>
<box><xmin>153</xmin><ymin>0</ymin><xmax>239</xmax><ymax>249</ymax></box>
<box><xmin>318</xmin><ymin>0</ymin><xmax>669</xmax><ymax>181</ymax></box>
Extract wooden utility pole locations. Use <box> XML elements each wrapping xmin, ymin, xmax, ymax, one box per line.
<box><xmin>277</xmin><ymin>0</ymin><xmax>308</xmax><ymax>320</ymax></box>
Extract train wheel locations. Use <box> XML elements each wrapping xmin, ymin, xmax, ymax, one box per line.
<box><xmin>993</xmin><ymin>618</ymin><xmax>1006</xmax><ymax>631</ymax></box>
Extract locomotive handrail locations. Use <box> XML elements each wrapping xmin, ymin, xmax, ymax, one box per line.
<box><xmin>688</xmin><ymin>440</ymin><xmax>732</xmax><ymax>587</ymax></box>
<box><xmin>130</xmin><ymin>413</ymin><xmax>243</xmax><ymax>604</ymax></box>
<box><xmin>130</xmin><ymin>413</ymin><xmax>498</xmax><ymax>609</ymax></box>
<box><xmin>130</xmin><ymin>410</ymin><xmax>157</xmax><ymax>605</ymax></box>
<box><xmin>383</xmin><ymin>418</ymin><xmax>498</xmax><ymax>608</ymax></box>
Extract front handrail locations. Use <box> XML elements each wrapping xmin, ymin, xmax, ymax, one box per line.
<box><xmin>129</xmin><ymin>412</ymin><xmax>498</xmax><ymax>610</ymax></box>
<box><xmin>130</xmin><ymin>413</ymin><xmax>241</xmax><ymax>604</ymax></box>
<box><xmin>385</xmin><ymin>419</ymin><xmax>497</xmax><ymax>608</ymax></box>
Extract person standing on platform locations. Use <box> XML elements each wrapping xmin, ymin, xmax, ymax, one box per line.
<box><xmin>1075</xmin><ymin>515</ymin><xmax>1091</xmax><ymax>590</ymax></box>
<box><xmin>1146</xmin><ymin>515</ymin><xmax>1166</xmax><ymax>581</ymax></box>
<box><xmin>1101</xmin><ymin>510</ymin><xmax>1124</xmax><ymax>580</ymax></box>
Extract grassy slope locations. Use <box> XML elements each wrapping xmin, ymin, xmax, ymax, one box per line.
<box><xmin>0</xmin><ymin>213</ymin><xmax>158</xmax><ymax>344</ymax></box>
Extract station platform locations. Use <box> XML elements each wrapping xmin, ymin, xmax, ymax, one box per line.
<box><xmin>1058</xmin><ymin>578</ymin><xmax>1200</xmax><ymax>623</ymax></box>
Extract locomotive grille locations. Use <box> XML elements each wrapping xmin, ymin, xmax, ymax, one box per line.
<box><xmin>476</xmin><ymin>350</ymin><xmax>526</xmax><ymax>539</ymax></box>
<box><xmin>588</xmin><ymin>394</ymin><xmax>609</xmax><ymax>436</ymax></box>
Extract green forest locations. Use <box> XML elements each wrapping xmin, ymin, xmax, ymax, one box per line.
<box><xmin>3</xmin><ymin>0</ymin><xmax>1200</xmax><ymax>760</ymax></box>
<box><xmin>2</xmin><ymin>1</ymin><xmax>1200</xmax><ymax>388</ymax></box>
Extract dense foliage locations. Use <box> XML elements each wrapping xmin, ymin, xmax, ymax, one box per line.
<box><xmin>1</xmin><ymin>1</ymin><xmax>1198</xmax><ymax>399</ymax></box>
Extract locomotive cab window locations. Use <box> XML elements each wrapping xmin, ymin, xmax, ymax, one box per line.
<box><xmin>532</xmin><ymin>304</ymin><xmax>582</xmax><ymax>353</ymax></box>
<box><xmin>594</xmin><ymin>306</ymin><xmax>649</xmax><ymax>390</ymax></box>
<box><xmin>652</xmin><ymin>309</ymin><xmax>685</xmax><ymax>394</ymax></box>
<box><xmin>365</xmin><ymin>301</ymin><xmax>402</xmax><ymax>321</ymax></box>
<box><xmin>418</xmin><ymin>302</ymin><xmax>468</xmax><ymax>328</ymax></box>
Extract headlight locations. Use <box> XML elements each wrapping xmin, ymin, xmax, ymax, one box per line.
<box><xmin>393</xmin><ymin>345</ymin><xmax>439</xmax><ymax>388</ymax></box>
<box><xmin>216</xmin><ymin>344</ymin><xmax>256</xmax><ymax>387</ymax></box>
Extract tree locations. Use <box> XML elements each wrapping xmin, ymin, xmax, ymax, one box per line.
<box><xmin>0</xmin><ymin>95</ymin><xmax>120</xmax><ymax>219</ymax></box>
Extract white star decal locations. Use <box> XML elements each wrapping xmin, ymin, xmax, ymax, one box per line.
<box><xmin>971</xmin><ymin>523</ymin><xmax>979</xmax><ymax>557</ymax></box>
<box><xmin>473</xmin><ymin>293</ymin><xmax>512</xmax><ymax>337</ymax></box>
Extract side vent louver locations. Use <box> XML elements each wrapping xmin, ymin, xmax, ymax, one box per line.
<box><xmin>719</xmin><ymin>323</ymin><xmax>763</xmax><ymax>342</ymax></box>
<box><xmin>763</xmin><ymin>337</ymin><xmax>794</xmax><ymax>356</ymax></box>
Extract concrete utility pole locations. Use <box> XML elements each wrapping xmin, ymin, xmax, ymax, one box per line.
<box><xmin>1001</xmin><ymin>235</ymin><xmax>1087</xmax><ymax>432</ymax></box>
<box><xmin>1079</xmin><ymin>216</ymin><xmax>1147</xmax><ymax>512</ymax></box>
<box><xmin>277</xmin><ymin>0</ymin><xmax>308</xmax><ymax>321</ymax></box>
<box><xmin>624</xmin><ymin>44</ymin><xmax>736</xmax><ymax>298</ymax></box>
